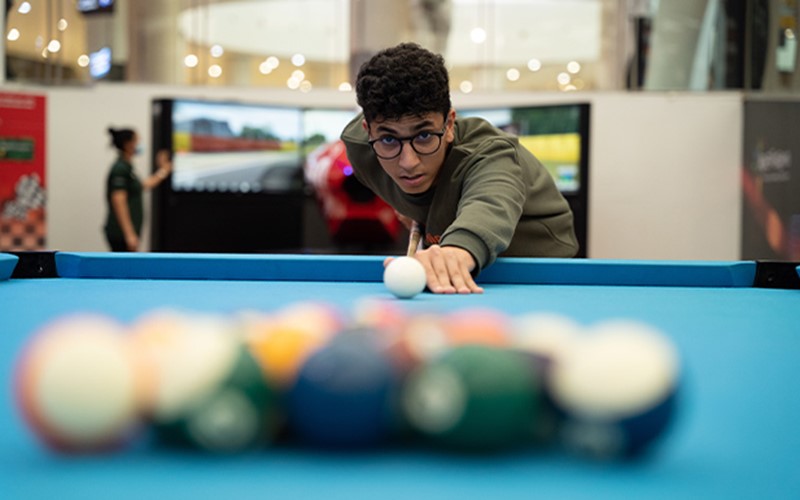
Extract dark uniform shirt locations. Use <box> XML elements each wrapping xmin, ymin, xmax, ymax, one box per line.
<box><xmin>104</xmin><ymin>157</ymin><xmax>143</xmax><ymax>240</ymax></box>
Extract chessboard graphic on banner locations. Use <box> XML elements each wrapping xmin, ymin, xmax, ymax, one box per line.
<box><xmin>0</xmin><ymin>92</ymin><xmax>46</xmax><ymax>251</ymax></box>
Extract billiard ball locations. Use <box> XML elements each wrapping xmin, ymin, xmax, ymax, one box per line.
<box><xmin>131</xmin><ymin>312</ymin><xmax>278</xmax><ymax>453</ymax></box>
<box><xmin>442</xmin><ymin>308</ymin><xmax>511</xmax><ymax>347</ymax></box>
<box><xmin>286</xmin><ymin>328</ymin><xmax>399</xmax><ymax>448</ymax></box>
<box><xmin>549</xmin><ymin>319</ymin><xmax>680</xmax><ymax>460</ymax></box>
<box><xmin>509</xmin><ymin>312</ymin><xmax>585</xmax><ymax>445</ymax></box>
<box><xmin>510</xmin><ymin>312</ymin><xmax>584</xmax><ymax>364</ymax></box>
<box><xmin>385</xmin><ymin>312</ymin><xmax>451</xmax><ymax>375</ymax></box>
<box><xmin>241</xmin><ymin>307</ymin><xmax>336</xmax><ymax>389</ymax></box>
<box><xmin>274</xmin><ymin>301</ymin><xmax>345</xmax><ymax>339</ymax></box>
<box><xmin>402</xmin><ymin>344</ymin><xmax>541</xmax><ymax>451</ymax></box>
<box><xmin>351</xmin><ymin>297</ymin><xmax>409</xmax><ymax>337</ymax></box>
<box><xmin>15</xmin><ymin>314</ymin><xmax>144</xmax><ymax>453</ymax></box>
<box><xmin>383</xmin><ymin>256</ymin><xmax>427</xmax><ymax>299</ymax></box>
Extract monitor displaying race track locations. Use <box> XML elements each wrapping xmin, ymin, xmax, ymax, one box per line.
<box><xmin>150</xmin><ymin>98</ymin><xmax>589</xmax><ymax>255</ymax></box>
<box><xmin>160</xmin><ymin>99</ymin><xmax>304</xmax><ymax>194</ymax></box>
<box><xmin>460</xmin><ymin>104</ymin><xmax>588</xmax><ymax>195</ymax></box>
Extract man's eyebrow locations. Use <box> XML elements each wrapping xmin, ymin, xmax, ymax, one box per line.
<box><xmin>375</xmin><ymin>119</ymin><xmax>436</xmax><ymax>134</ymax></box>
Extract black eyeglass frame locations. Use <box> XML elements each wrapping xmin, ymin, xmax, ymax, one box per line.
<box><xmin>367</xmin><ymin>122</ymin><xmax>448</xmax><ymax>160</ymax></box>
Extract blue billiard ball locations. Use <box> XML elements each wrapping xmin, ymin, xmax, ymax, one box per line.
<box><xmin>286</xmin><ymin>329</ymin><xmax>399</xmax><ymax>448</ymax></box>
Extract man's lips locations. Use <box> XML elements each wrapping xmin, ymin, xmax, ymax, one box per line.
<box><xmin>400</xmin><ymin>173</ymin><xmax>425</xmax><ymax>186</ymax></box>
<box><xmin>400</xmin><ymin>174</ymin><xmax>425</xmax><ymax>188</ymax></box>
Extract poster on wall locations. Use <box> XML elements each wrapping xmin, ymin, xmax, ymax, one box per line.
<box><xmin>741</xmin><ymin>99</ymin><xmax>800</xmax><ymax>261</ymax></box>
<box><xmin>0</xmin><ymin>92</ymin><xmax>46</xmax><ymax>251</ymax></box>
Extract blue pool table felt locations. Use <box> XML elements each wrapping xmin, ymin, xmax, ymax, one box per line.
<box><xmin>1</xmin><ymin>253</ymin><xmax>798</xmax><ymax>499</ymax></box>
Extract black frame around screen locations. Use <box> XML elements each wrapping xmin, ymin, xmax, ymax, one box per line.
<box><xmin>151</xmin><ymin>99</ymin><xmax>589</xmax><ymax>256</ymax></box>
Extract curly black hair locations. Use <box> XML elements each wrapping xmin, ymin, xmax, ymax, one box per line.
<box><xmin>355</xmin><ymin>43</ymin><xmax>451</xmax><ymax>123</ymax></box>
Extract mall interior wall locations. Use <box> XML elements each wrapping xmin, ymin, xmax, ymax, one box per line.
<box><xmin>5</xmin><ymin>83</ymin><xmax>742</xmax><ymax>260</ymax></box>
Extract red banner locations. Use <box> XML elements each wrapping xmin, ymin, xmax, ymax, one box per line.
<box><xmin>0</xmin><ymin>92</ymin><xmax>46</xmax><ymax>251</ymax></box>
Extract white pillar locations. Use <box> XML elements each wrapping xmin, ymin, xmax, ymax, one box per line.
<box><xmin>126</xmin><ymin>1</ymin><xmax>182</xmax><ymax>83</ymax></box>
<box><xmin>644</xmin><ymin>0</ymin><xmax>711</xmax><ymax>89</ymax></box>
<box><xmin>349</xmin><ymin>0</ymin><xmax>410</xmax><ymax>83</ymax></box>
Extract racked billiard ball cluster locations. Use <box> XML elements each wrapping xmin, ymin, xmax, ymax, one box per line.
<box><xmin>14</xmin><ymin>299</ymin><xmax>681</xmax><ymax>460</ymax></box>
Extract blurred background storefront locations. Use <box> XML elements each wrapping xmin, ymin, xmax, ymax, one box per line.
<box><xmin>1</xmin><ymin>1</ymin><xmax>798</xmax><ymax>260</ymax></box>
<box><xmin>3</xmin><ymin>0</ymin><xmax>798</xmax><ymax>93</ymax></box>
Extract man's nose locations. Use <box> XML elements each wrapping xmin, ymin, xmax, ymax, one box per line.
<box><xmin>397</xmin><ymin>141</ymin><xmax>420</xmax><ymax>168</ymax></box>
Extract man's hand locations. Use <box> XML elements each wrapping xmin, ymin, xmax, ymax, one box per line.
<box><xmin>385</xmin><ymin>245</ymin><xmax>483</xmax><ymax>294</ymax></box>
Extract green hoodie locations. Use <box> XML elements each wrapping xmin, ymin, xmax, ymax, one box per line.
<box><xmin>341</xmin><ymin>114</ymin><xmax>578</xmax><ymax>274</ymax></box>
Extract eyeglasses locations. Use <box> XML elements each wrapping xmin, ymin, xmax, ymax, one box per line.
<box><xmin>368</xmin><ymin>123</ymin><xmax>447</xmax><ymax>160</ymax></box>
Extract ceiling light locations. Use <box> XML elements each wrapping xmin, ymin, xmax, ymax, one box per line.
<box><xmin>266</xmin><ymin>56</ymin><xmax>279</xmax><ymax>69</ymax></box>
<box><xmin>470</xmin><ymin>28</ymin><xmax>486</xmax><ymax>44</ymax></box>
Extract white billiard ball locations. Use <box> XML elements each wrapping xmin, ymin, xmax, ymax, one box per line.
<box><xmin>383</xmin><ymin>257</ymin><xmax>427</xmax><ymax>299</ymax></box>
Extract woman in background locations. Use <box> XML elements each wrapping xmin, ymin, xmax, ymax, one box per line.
<box><xmin>104</xmin><ymin>127</ymin><xmax>172</xmax><ymax>252</ymax></box>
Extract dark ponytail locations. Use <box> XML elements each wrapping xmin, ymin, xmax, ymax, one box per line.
<box><xmin>108</xmin><ymin>127</ymin><xmax>135</xmax><ymax>152</ymax></box>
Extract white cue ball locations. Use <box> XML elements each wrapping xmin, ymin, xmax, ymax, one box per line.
<box><xmin>383</xmin><ymin>256</ymin><xmax>427</xmax><ymax>299</ymax></box>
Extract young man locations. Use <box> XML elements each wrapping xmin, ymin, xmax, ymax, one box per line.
<box><xmin>341</xmin><ymin>43</ymin><xmax>578</xmax><ymax>294</ymax></box>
